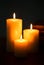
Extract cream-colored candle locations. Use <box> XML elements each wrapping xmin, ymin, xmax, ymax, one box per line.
<box><xmin>14</xmin><ymin>35</ymin><xmax>29</xmax><ymax>57</ymax></box>
<box><xmin>6</xmin><ymin>13</ymin><xmax>22</xmax><ymax>52</ymax></box>
<box><xmin>23</xmin><ymin>24</ymin><xmax>39</xmax><ymax>52</ymax></box>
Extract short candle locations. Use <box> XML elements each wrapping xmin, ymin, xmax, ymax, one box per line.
<box><xmin>14</xmin><ymin>35</ymin><xmax>29</xmax><ymax>57</ymax></box>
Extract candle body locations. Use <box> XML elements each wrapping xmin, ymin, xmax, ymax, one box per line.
<box><xmin>23</xmin><ymin>29</ymin><xmax>39</xmax><ymax>52</ymax></box>
<box><xmin>6</xmin><ymin>19</ymin><xmax>22</xmax><ymax>52</ymax></box>
<box><xmin>14</xmin><ymin>39</ymin><xmax>29</xmax><ymax>57</ymax></box>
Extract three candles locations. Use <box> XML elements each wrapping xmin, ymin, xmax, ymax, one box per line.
<box><xmin>6</xmin><ymin>13</ymin><xmax>39</xmax><ymax>56</ymax></box>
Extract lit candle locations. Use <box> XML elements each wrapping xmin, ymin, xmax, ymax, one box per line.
<box><xmin>23</xmin><ymin>24</ymin><xmax>39</xmax><ymax>52</ymax></box>
<box><xmin>14</xmin><ymin>35</ymin><xmax>29</xmax><ymax>57</ymax></box>
<box><xmin>6</xmin><ymin>13</ymin><xmax>22</xmax><ymax>52</ymax></box>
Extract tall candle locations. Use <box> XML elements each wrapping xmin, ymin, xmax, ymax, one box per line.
<box><xmin>23</xmin><ymin>24</ymin><xmax>39</xmax><ymax>52</ymax></box>
<box><xmin>6</xmin><ymin>13</ymin><xmax>22</xmax><ymax>52</ymax></box>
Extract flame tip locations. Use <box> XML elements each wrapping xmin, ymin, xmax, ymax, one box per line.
<box><xmin>13</xmin><ymin>12</ymin><xmax>16</xmax><ymax>19</ymax></box>
<box><xmin>30</xmin><ymin>24</ymin><xmax>32</xmax><ymax>29</ymax></box>
<box><xmin>20</xmin><ymin>35</ymin><xmax>22</xmax><ymax>39</ymax></box>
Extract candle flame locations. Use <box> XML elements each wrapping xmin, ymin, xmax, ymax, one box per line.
<box><xmin>20</xmin><ymin>35</ymin><xmax>22</xmax><ymax>40</ymax></box>
<box><xmin>13</xmin><ymin>13</ymin><xmax>16</xmax><ymax>19</ymax></box>
<box><xmin>30</xmin><ymin>24</ymin><xmax>32</xmax><ymax>29</ymax></box>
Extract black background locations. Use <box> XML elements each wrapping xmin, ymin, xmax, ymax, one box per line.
<box><xmin>0</xmin><ymin>0</ymin><xmax>44</xmax><ymax>37</ymax></box>
<box><xmin>0</xmin><ymin>0</ymin><xmax>44</xmax><ymax>65</ymax></box>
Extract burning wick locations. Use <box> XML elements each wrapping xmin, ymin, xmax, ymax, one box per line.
<box><xmin>30</xmin><ymin>24</ymin><xmax>32</xmax><ymax>29</ymax></box>
<box><xmin>20</xmin><ymin>35</ymin><xmax>22</xmax><ymax>40</ymax></box>
<box><xmin>13</xmin><ymin>13</ymin><xmax>16</xmax><ymax>19</ymax></box>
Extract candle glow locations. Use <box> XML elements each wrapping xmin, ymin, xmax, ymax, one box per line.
<box><xmin>23</xmin><ymin>24</ymin><xmax>39</xmax><ymax>52</ymax></box>
<box><xmin>6</xmin><ymin>12</ymin><xmax>22</xmax><ymax>52</ymax></box>
<box><xmin>14</xmin><ymin>34</ymin><xmax>29</xmax><ymax>56</ymax></box>
<box><xmin>7</xmin><ymin>12</ymin><xmax>39</xmax><ymax>54</ymax></box>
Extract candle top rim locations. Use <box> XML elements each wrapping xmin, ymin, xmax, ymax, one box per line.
<box><xmin>14</xmin><ymin>39</ymin><xmax>28</xmax><ymax>42</ymax></box>
<box><xmin>23</xmin><ymin>29</ymin><xmax>39</xmax><ymax>31</ymax></box>
<box><xmin>6</xmin><ymin>18</ymin><xmax>22</xmax><ymax>21</ymax></box>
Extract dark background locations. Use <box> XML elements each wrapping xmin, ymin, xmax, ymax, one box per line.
<box><xmin>0</xmin><ymin>0</ymin><xmax>44</xmax><ymax>38</ymax></box>
<box><xmin>0</xmin><ymin>0</ymin><xmax>44</xmax><ymax>65</ymax></box>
